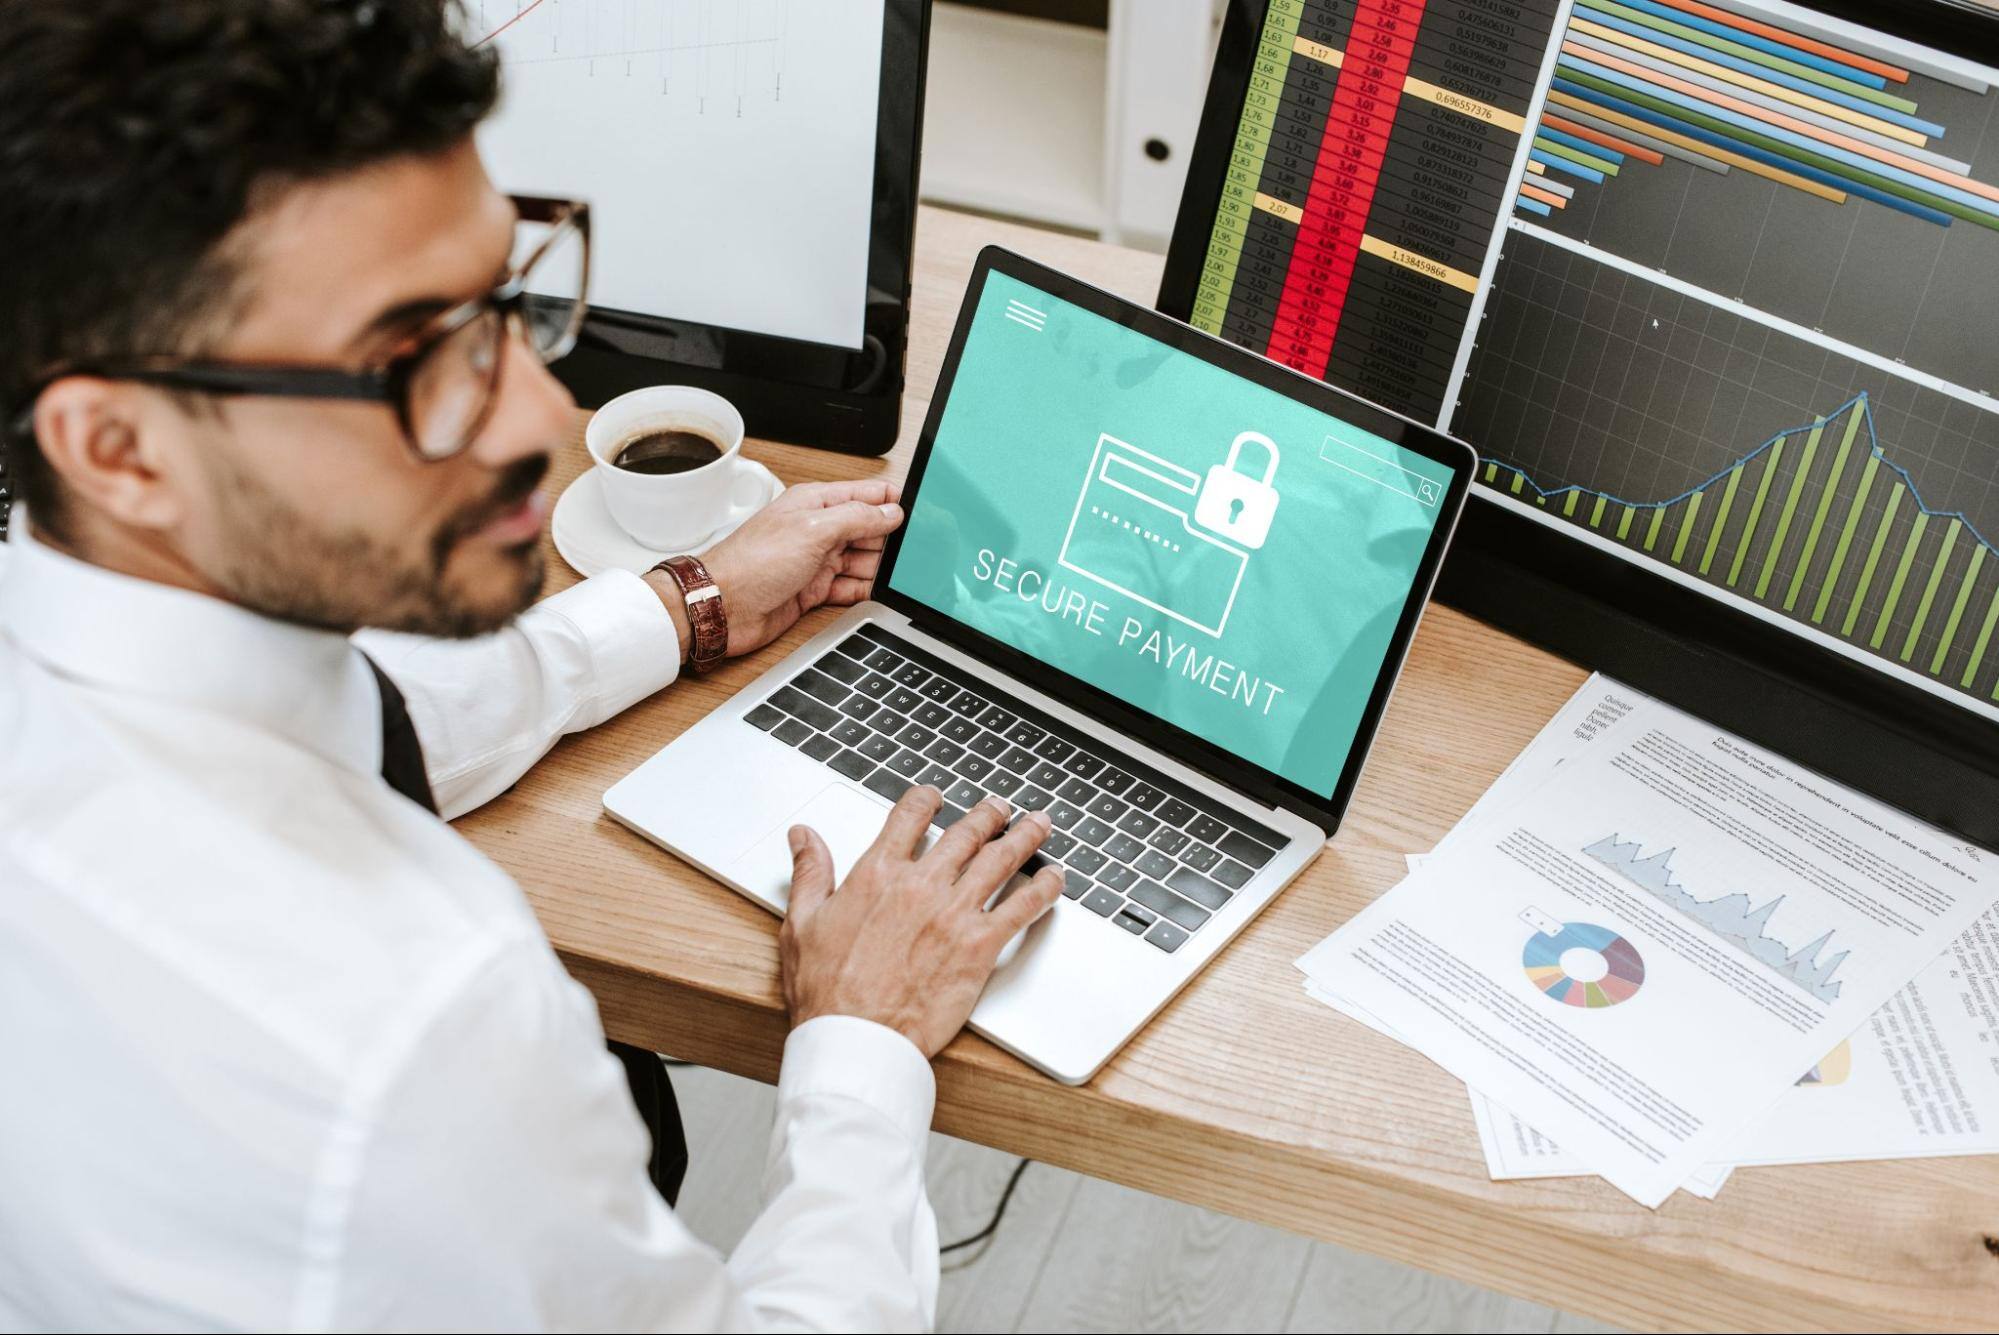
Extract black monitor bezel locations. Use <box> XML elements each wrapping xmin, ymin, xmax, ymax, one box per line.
<box><xmin>872</xmin><ymin>246</ymin><xmax>1476</xmax><ymax>835</ymax></box>
<box><xmin>1154</xmin><ymin>0</ymin><xmax>1999</xmax><ymax>846</ymax></box>
<box><xmin>536</xmin><ymin>0</ymin><xmax>929</xmax><ymax>458</ymax></box>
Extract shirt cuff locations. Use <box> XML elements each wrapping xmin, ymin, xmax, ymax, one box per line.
<box><xmin>535</xmin><ymin>569</ymin><xmax>681</xmax><ymax>723</ymax></box>
<box><xmin>778</xmin><ymin>1016</ymin><xmax>937</xmax><ymax>1142</ymax></box>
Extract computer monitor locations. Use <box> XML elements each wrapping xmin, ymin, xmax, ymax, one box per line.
<box><xmin>1158</xmin><ymin>0</ymin><xmax>1999</xmax><ymax>842</ymax></box>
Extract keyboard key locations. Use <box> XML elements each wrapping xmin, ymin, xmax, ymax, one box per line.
<box><xmin>1187</xmin><ymin>814</ymin><xmax>1228</xmax><ymax>845</ymax></box>
<box><xmin>1130</xmin><ymin>880</ymin><xmax>1208</xmax><ymax>930</ymax></box>
<box><xmin>835</xmin><ymin>633</ymin><xmax>872</xmax><ymax>661</ymax></box>
<box><xmin>1100</xmin><ymin>861</ymin><xmax>1139</xmax><ymax>892</ymax></box>
<box><xmin>864</xmin><ymin>648</ymin><xmax>902</xmax><ymax>673</ymax></box>
<box><xmin>795</xmin><ymin>671</ymin><xmax>850</xmax><ymax>708</ymax></box>
<box><xmin>1005</xmin><ymin>721</ymin><xmax>1046</xmax><ymax>747</ymax></box>
<box><xmin>770</xmin><ymin>686</ymin><xmax>839</xmax><ymax>732</ymax></box>
<box><xmin>945</xmin><ymin>779</ymin><xmax>985</xmax><ymax>809</ymax></box>
<box><xmin>858</xmin><ymin>733</ymin><xmax>898</xmax><ymax>762</ymax></box>
<box><xmin>1104</xmin><ymin>833</ymin><xmax>1146</xmax><ymax>863</ymax></box>
<box><xmin>886</xmin><ymin>686</ymin><xmax>923</xmax><ymax>713</ymax></box>
<box><xmin>892</xmin><ymin>661</ymin><xmax>929</xmax><ymax>687</ymax></box>
<box><xmin>745</xmin><ymin>703</ymin><xmax>783</xmax><ymax>731</ymax></box>
<box><xmin>930</xmin><ymin>799</ymin><xmax>968</xmax><ymax>830</ymax></box>
<box><xmin>1212</xmin><ymin>858</ymin><xmax>1253</xmax><ymax>890</ymax></box>
<box><xmin>1060</xmin><ymin>871</ymin><xmax>1088</xmax><ymax>900</ymax></box>
<box><xmin>1015</xmin><ymin>786</ymin><xmax>1053</xmax><ymax>812</ymax></box>
<box><xmin>1182</xmin><ymin>843</ymin><xmax>1222</xmax><ymax>873</ymax></box>
<box><xmin>1156</xmin><ymin>797</ymin><xmax>1197</xmax><ymax>827</ymax></box>
<box><xmin>1218</xmin><ymin>831</ymin><xmax>1277</xmax><ymax>869</ymax></box>
<box><xmin>1112</xmin><ymin>909</ymin><xmax>1150</xmax><ymax>936</ymax></box>
<box><xmin>887</xmin><ymin>749</ymin><xmax>927</xmax><ymax>778</ymax></box>
<box><xmin>1148</xmin><ymin>828</ymin><xmax>1190</xmax><ymax>857</ymax></box>
<box><xmin>956</xmin><ymin>754</ymin><xmax>995</xmax><ymax>783</ymax></box>
<box><xmin>969</xmin><ymin>732</ymin><xmax>1008</xmax><ymax>759</ymax></box>
<box><xmin>1044</xmin><ymin>829</ymin><xmax>1078</xmax><ymax>858</ymax></box>
<box><xmin>864</xmin><ymin>769</ymin><xmax>912</xmax><ymax>803</ymax></box>
<box><xmin>977</xmin><ymin>705</ymin><xmax>1017</xmax><ymax>733</ymax></box>
<box><xmin>896</xmin><ymin>724</ymin><xmax>936</xmax><ymax>750</ymax></box>
<box><xmin>1033</xmin><ymin>735</ymin><xmax>1075</xmax><ymax>763</ymax></box>
<box><xmin>817</xmin><ymin>653</ymin><xmax>866</xmax><ymax>685</ymax></box>
<box><xmin>831</xmin><ymin>719</ymin><xmax>869</xmax><ymax>747</ymax></box>
<box><xmin>1125</xmin><ymin>782</ymin><xmax>1165</xmax><ymax>812</ymax></box>
<box><xmin>1081</xmin><ymin>886</ymin><xmax>1123</xmax><ymax>917</ymax></box>
<box><xmin>1134</xmin><ymin>850</ymin><xmax>1176</xmax><ymax>880</ymax></box>
<box><xmin>1046</xmin><ymin>801</ymin><xmax>1083</xmax><ymax>830</ymax></box>
<box><xmin>837</xmin><ymin>695</ymin><xmax>881</xmax><ymax>721</ymax></box>
<box><xmin>774</xmin><ymin>717</ymin><xmax>814</xmax><ymax>747</ymax></box>
<box><xmin>1145</xmin><ymin>921</ymin><xmax>1189</xmax><ymax>953</ymax></box>
<box><xmin>1074</xmin><ymin>816</ymin><xmax>1114</xmax><ymax>846</ymax></box>
<box><xmin>999</xmin><ymin>746</ymin><xmax>1038</xmax><ymax>774</ymax></box>
<box><xmin>1120</xmin><ymin>899</ymin><xmax>1156</xmax><ymax>926</ymax></box>
<box><xmin>829</xmin><ymin>748</ymin><xmax>873</xmax><ymax>781</ymax></box>
<box><xmin>913</xmin><ymin>702</ymin><xmax>952</xmax><ymax>729</ymax></box>
<box><xmin>854</xmin><ymin>672</ymin><xmax>893</xmax><ymax>699</ymax></box>
<box><xmin>1066</xmin><ymin>845</ymin><xmax>1109</xmax><ymax>876</ymax></box>
<box><xmin>949</xmin><ymin>689</ymin><xmax>986</xmax><ymax>716</ymax></box>
<box><xmin>1056</xmin><ymin>776</ymin><xmax>1094</xmax><ymax>804</ymax></box>
<box><xmin>988</xmin><ymin>770</ymin><xmax>1023</xmax><ymax>797</ymax></box>
<box><xmin>1064</xmin><ymin>752</ymin><xmax>1105</xmax><ymax>780</ymax></box>
<box><xmin>941</xmin><ymin>717</ymin><xmax>979</xmax><ymax>745</ymax></box>
<box><xmin>1097</xmin><ymin>768</ymin><xmax>1134</xmax><ymax>796</ymax></box>
<box><xmin>1085</xmin><ymin>793</ymin><xmax>1128</xmax><ymax>823</ymax></box>
<box><xmin>924</xmin><ymin>737</ymin><xmax>966</xmax><ymax>766</ymax></box>
<box><xmin>1165</xmin><ymin>866</ymin><xmax>1231</xmax><ymax>910</ymax></box>
<box><xmin>920</xmin><ymin>678</ymin><xmax>957</xmax><ymax>702</ymax></box>
<box><xmin>1116</xmin><ymin>810</ymin><xmax>1159</xmax><ymax>839</ymax></box>
<box><xmin>1028</xmin><ymin>762</ymin><xmax>1068</xmax><ymax>790</ymax></box>
<box><xmin>918</xmin><ymin>763</ymin><xmax>956</xmax><ymax>789</ymax></box>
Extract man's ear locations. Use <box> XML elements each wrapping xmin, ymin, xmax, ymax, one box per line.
<box><xmin>31</xmin><ymin>377</ymin><xmax>186</xmax><ymax>533</ymax></box>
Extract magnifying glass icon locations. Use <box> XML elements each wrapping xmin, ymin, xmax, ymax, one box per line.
<box><xmin>1419</xmin><ymin>480</ymin><xmax>1437</xmax><ymax>503</ymax></box>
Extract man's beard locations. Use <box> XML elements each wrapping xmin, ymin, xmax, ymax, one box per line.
<box><xmin>209</xmin><ymin>454</ymin><xmax>550</xmax><ymax>638</ymax></box>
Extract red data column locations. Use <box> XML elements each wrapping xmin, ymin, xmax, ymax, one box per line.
<box><xmin>1266</xmin><ymin>0</ymin><xmax>1426</xmax><ymax>378</ymax></box>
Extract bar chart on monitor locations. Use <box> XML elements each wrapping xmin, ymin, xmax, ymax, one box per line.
<box><xmin>1453</xmin><ymin>0</ymin><xmax>1999</xmax><ymax>710</ymax></box>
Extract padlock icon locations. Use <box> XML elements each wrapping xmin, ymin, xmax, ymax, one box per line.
<box><xmin>1194</xmin><ymin>431</ymin><xmax>1281</xmax><ymax>549</ymax></box>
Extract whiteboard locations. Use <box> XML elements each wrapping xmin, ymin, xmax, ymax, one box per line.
<box><xmin>474</xmin><ymin>0</ymin><xmax>884</xmax><ymax>350</ymax></box>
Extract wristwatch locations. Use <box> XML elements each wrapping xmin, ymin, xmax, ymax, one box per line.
<box><xmin>652</xmin><ymin>554</ymin><xmax>729</xmax><ymax>674</ymax></box>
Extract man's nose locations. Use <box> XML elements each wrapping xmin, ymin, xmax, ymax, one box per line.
<box><xmin>471</xmin><ymin>331</ymin><xmax>576</xmax><ymax>466</ymax></box>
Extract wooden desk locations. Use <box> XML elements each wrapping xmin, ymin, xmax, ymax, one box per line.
<box><xmin>458</xmin><ymin>205</ymin><xmax>1999</xmax><ymax>1333</ymax></box>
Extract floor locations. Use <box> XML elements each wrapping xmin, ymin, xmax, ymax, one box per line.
<box><xmin>670</xmin><ymin>1062</ymin><xmax>1623</xmax><ymax>1334</ymax></box>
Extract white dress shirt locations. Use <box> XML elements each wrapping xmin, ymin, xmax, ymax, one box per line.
<box><xmin>0</xmin><ymin>525</ymin><xmax>940</xmax><ymax>1332</ymax></box>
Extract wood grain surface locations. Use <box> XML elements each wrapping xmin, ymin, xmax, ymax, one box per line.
<box><xmin>454</xmin><ymin>205</ymin><xmax>1999</xmax><ymax>1332</ymax></box>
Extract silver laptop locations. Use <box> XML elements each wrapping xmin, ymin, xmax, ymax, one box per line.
<box><xmin>605</xmin><ymin>248</ymin><xmax>1475</xmax><ymax>1083</ymax></box>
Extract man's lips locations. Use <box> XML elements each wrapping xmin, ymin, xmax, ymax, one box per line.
<box><xmin>472</xmin><ymin>487</ymin><xmax>550</xmax><ymax>545</ymax></box>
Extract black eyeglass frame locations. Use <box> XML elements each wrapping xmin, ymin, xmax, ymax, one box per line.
<box><xmin>9</xmin><ymin>194</ymin><xmax>590</xmax><ymax>462</ymax></box>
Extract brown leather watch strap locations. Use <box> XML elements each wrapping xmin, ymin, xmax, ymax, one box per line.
<box><xmin>653</xmin><ymin>554</ymin><xmax>728</xmax><ymax>674</ymax></box>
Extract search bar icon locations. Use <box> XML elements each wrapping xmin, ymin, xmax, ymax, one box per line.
<box><xmin>1318</xmin><ymin>434</ymin><xmax>1442</xmax><ymax>507</ymax></box>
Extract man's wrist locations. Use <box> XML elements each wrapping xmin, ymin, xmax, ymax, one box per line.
<box><xmin>641</xmin><ymin>570</ymin><xmax>695</xmax><ymax>665</ymax></box>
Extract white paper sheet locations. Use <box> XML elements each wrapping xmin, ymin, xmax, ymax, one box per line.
<box><xmin>475</xmin><ymin>0</ymin><xmax>883</xmax><ymax>349</ymax></box>
<box><xmin>1298</xmin><ymin>692</ymin><xmax>1998</xmax><ymax>1207</ymax></box>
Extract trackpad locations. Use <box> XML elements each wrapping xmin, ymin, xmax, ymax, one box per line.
<box><xmin>726</xmin><ymin>782</ymin><xmax>896</xmax><ymax>914</ymax></box>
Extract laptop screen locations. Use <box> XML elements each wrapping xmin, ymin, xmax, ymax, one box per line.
<box><xmin>887</xmin><ymin>269</ymin><xmax>1459</xmax><ymax>802</ymax></box>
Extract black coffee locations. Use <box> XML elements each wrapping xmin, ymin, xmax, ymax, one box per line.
<box><xmin>614</xmin><ymin>429</ymin><xmax>723</xmax><ymax>475</ymax></box>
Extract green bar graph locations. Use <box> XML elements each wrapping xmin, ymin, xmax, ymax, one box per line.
<box><xmin>1965</xmin><ymin>586</ymin><xmax>1999</xmax><ymax>689</ymax></box>
<box><xmin>1699</xmin><ymin>465</ymin><xmax>1744</xmax><ymax>575</ymax></box>
<box><xmin>1729</xmin><ymin>440</ymin><xmax>1786</xmax><ymax>587</ymax></box>
<box><xmin>1845</xmin><ymin>484</ymin><xmax>1904</xmax><ymax>639</ymax></box>
<box><xmin>1900</xmin><ymin>521</ymin><xmax>1958</xmax><ymax>662</ymax></box>
<box><xmin>1813</xmin><ymin>451</ymin><xmax>1882</xmax><ymax>625</ymax></box>
<box><xmin>1670</xmin><ymin>491</ymin><xmax>1704</xmax><ymax>564</ymax></box>
<box><xmin>1933</xmin><ymin>545</ymin><xmax>1986</xmax><ymax>676</ymax></box>
<box><xmin>1785</xmin><ymin>406</ymin><xmax>1863</xmax><ymax>611</ymax></box>
<box><xmin>1618</xmin><ymin>506</ymin><xmax>1635</xmax><ymax>539</ymax></box>
<box><xmin>1643</xmin><ymin>506</ymin><xmax>1666</xmax><ymax>551</ymax></box>
<box><xmin>1563</xmin><ymin>490</ymin><xmax>1579</xmax><ymax>517</ymax></box>
<box><xmin>1589</xmin><ymin>495</ymin><xmax>1607</xmax><ymax>528</ymax></box>
<box><xmin>1870</xmin><ymin>511</ymin><xmax>1930</xmax><ymax>651</ymax></box>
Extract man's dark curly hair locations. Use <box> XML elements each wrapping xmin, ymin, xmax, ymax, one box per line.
<box><xmin>0</xmin><ymin>0</ymin><xmax>500</xmax><ymax>538</ymax></box>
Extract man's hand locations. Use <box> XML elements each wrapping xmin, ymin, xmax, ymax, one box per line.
<box><xmin>781</xmin><ymin>788</ymin><xmax>1066</xmax><ymax>1057</ymax></box>
<box><xmin>699</xmin><ymin>478</ymin><xmax>903</xmax><ymax>657</ymax></box>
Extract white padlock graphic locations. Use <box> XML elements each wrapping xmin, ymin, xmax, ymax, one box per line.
<box><xmin>1194</xmin><ymin>431</ymin><xmax>1281</xmax><ymax>549</ymax></box>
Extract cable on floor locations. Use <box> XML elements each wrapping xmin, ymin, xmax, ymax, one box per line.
<box><xmin>940</xmin><ymin>1158</ymin><xmax>1031</xmax><ymax>1255</ymax></box>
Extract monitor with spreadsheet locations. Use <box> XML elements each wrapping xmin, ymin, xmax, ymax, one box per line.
<box><xmin>1159</xmin><ymin>0</ymin><xmax>1999</xmax><ymax>842</ymax></box>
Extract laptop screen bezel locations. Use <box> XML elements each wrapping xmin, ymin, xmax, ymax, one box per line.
<box><xmin>871</xmin><ymin>246</ymin><xmax>1477</xmax><ymax>834</ymax></box>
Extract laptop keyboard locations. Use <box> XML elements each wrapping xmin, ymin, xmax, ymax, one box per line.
<box><xmin>742</xmin><ymin>622</ymin><xmax>1286</xmax><ymax>954</ymax></box>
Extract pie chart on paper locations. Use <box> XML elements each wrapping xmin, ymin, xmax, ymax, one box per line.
<box><xmin>1523</xmin><ymin>922</ymin><xmax>1645</xmax><ymax>1008</ymax></box>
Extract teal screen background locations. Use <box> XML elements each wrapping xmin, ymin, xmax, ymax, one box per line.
<box><xmin>889</xmin><ymin>271</ymin><xmax>1456</xmax><ymax>799</ymax></box>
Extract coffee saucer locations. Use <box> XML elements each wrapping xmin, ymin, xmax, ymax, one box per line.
<box><xmin>551</xmin><ymin>461</ymin><xmax>784</xmax><ymax>578</ymax></box>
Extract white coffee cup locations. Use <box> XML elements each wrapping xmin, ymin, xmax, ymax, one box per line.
<box><xmin>585</xmin><ymin>386</ymin><xmax>766</xmax><ymax>551</ymax></box>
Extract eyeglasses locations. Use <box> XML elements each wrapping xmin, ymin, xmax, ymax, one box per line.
<box><xmin>11</xmin><ymin>194</ymin><xmax>591</xmax><ymax>463</ymax></box>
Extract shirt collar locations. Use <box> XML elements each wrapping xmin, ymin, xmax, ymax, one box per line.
<box><xmin>0</xmin><ymin>521</ymin><xmax>383</xmax><ymax>778</ymax></box>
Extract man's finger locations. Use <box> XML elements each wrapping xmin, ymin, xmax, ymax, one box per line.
<box><xmin>985</xmin><ymin>863</ymin><xmax>1067</xmax><ymax>943</ymax></box>
<box><xmin>840</xmin><ymin>547</ymin><xmax>883</xmax><ymax>579</ymax></box>
<box><xmin>926</xmin><ymin>795</ymin><xmax>1011</xmax><ymax>873</ymax></box>
<box><xmin>810</xmin><ymin>499</ymin><xmax>903</xmax><ymax>549</ymax></box>
<box><xmin>826</xmin><ymin>574</ymin><xmax>875</xmax><ymax>606</ymax></box>
<box><xmin>957</xmin><ymin>809</ymin><xmax>1051</xmax><ymax>901</ymax></box>
<box><xmin>869</xmin><ymin>784</ymin><xmax>942</xmax><ymax>861</ymax></box>
<box><xmin>791</xmin><ymin>477</ymin><xmax>898</xmax><ymax>511</ymax></box>
<box><xmin>787</xmin><ymin>824</ymin><xmax>836</xmax><ymax>918</ymax></box>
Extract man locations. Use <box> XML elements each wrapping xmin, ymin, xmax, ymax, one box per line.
<box><xmin>0</xmin><ymin>2</ymin><xmax>1063</xmax><ymax>1329</ymax></box>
